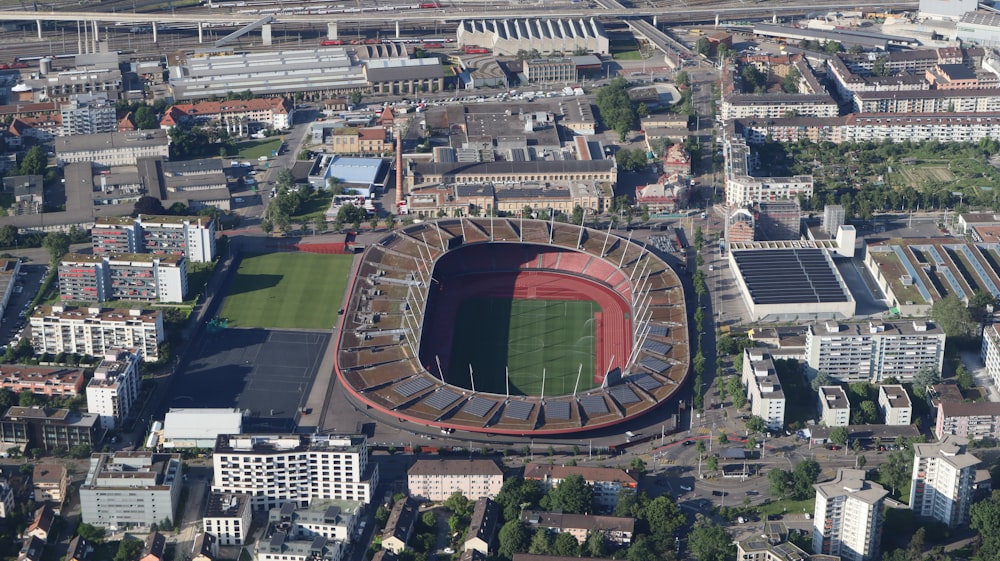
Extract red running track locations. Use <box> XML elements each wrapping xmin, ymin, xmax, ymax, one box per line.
<box><xmin>424</xmin><ymin>270</ymin><xmax>633</xmax><ymax>387</ymax></box>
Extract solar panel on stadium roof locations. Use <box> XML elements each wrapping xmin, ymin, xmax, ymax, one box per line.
<box><xmin>504</xmin><ymin>401</ymin><xmax>534</xmax><ymax>421</ymax></box>
<box><xmin>425</xmin><ymin>389</ymin><xmax>462</xmax><ymax>411</ymax></box>
<box><xmin>732</xmin><ymin>248</ymin><xmax>849</xmax><ymax>305</ymax></box>
<box><xmin>639</xmin><ymin>356</ymin><xmax>671</xmax><ymax>374</ymax></box>
<box><xmin>609</xmin><ymin>385</ymin><xmax>640</xmax><ymax>404</ymax></box>
<box><xmin>643</xmin><ymin>340</ymin><xmax>672</xmax><ymax>356</ymax></box>
<box><xmin>633</xmin><ymin>373</ymin><xmax>663</xmax><ymax>391</ymax></box>
<box><xmin>395</xmin><ymin>377</ymin><xmax>433</xmax><ymax>397</ymax></box>
<box><xmin>545</xmin><ymin>401</ymin><xmax>571</xmax><ymax>421</ymax></box>
<box><xmin>579</xmin><ymin>395</ymin><xmax>609</xmax><ymax>415</ymax></box>
<box><xmin>647</xmin><ymin>324</ymin><xmax>669</xmax><ymax>337</ymax></box>
<box><xmin>463</xmin><ymin>396</ymin><xmax>495</xmax><ymax>418</ymax></box>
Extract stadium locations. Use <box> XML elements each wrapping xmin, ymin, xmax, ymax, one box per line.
<box><xmin>333</xmin><ymin>218</ymin><xmax>690</xmax><ymax>436</ymax></box>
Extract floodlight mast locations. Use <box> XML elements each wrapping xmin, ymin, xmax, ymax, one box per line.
<box><xmin>469</xmin><ymin>364</ymin><xmax>476</xmax><ymax>393</ymax></box>
<box><xmin>573</xmin><ymin>364</ymin><xmax>582</xmax><ymax>397</ymax></box>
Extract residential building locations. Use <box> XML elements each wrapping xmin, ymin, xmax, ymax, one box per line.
<box><xmin>159</xmin><ymin>98</ymin><xmax>293</xmax><ymax>133</ymax></box>
<box><xmin>212</xmin><ymin>434</ymin><xmax>378</xmax><ymax>510</ymax></box>
<box><xmin>192</xmin><ymin>533</ymin><xmax>218</xmax><ymax>561</ymax></box>
<box><xmin>92</xmin><ymin>217</ymin><xmax>143</xmax><ymax>255</ymax></box>
<box><xmin>203</xmin><ymin>493</ymin><xmax>252</xmax><ymax>546</ymax></box>
<box><xmin>80</xmin><ymin>451</ymin><xmax>183</xmax><ymax>528</ymax></box>
<box><xmin>523</xmin><ymin>59</ymin><xmax>577</xmax><ymax>83</ymax></box>
<box><xmin>522</xmin><ymin>464</ymin><xmax>638</xmax><ymax>512</ymax></box>
<box><xmin>464</xmin><ymin>498</ymin><xmax>500</xmax><ymax>555</ymax></box>
<box><xmin>65</xmin><ymin>536</ymin><xmax>94</xmax><ymax>561</ymax></box>
<box><xmin>407</xmin><ymin>459</ymin><xmax>504</xmax><ymax>501</ymax></box>
<box><xmin>382</xmin><ymin>497</ymin><xmax>419</xmax><ymax>554</ymax></box>
<box><xmin>141</xmin><ymin>530</ymin><xmax>166</xmax><ymax>561</ymax></box>
<box><xmin>267</xmin><ymin>499</ymin><xmax>362</xmax><ymax>542</ymax></box>
<box><xmin>18</xmin><ymin>536</ymin><xmax>45</xmax><ymax>561</ymax></box>
<box><xmin>0</xmin><ymin>365</ymin><xmax>85</xmax><ymax>397</ymax></box>
<box><xmin>852</xmin><ymin>88</ymin><xmax>1000</xmax><ymax>114</ymax></box>
<box><xmin>30</xmin><ymin>306</ymin><xmax>164</xmax><ymax>360</ymax></box>
<box><xmin>812</xmin><ymin>468</ymin><xmax>887</xmax><ymax>561</ymax></box>
<box><xmin>255</xmin><ymin>531</ymin><xmax>344</xmax><ymax>561</ymax></box>
<box><xmin>58</xmin><ymin>254</ymin><xmax>110</xmax><ymax>303</ymax></box>
<box><xmin>54</xmin><ymin>130</ymin><xmax>170</xmax><ymax>167</ymax></box>
<box><xmin>878</xmin><ymin>385</ymin><xmax>912</xmax><ymax>426</ymax></box>
<box><xmin>0</xmin><ymin>477</ymin><xmax>15</xmax><ymax>518</ymax></box>
<box><xmin>26</xmin><ymin>505</ymin><xmax>55</xmax><ymax>542</ymax></box>
<box><xmin>1</xmin><ymin>175</ymin><xmax>44</xmax><ymax>215</ymax></box>
<box><xmin>520</xmin><ymin>510</ymin><xmax>634</xmax><ymax>546</ymax></box>
<box><xmin>737</xmin><ymin>536</ymin><xmax>839</xmax><ymax>561</ymax></box>
<box><xmin>804</xmin><ymin>321</ymin><xmax>946</xmax><ymax>383</ymax></box>
<box><xmin>33</xmin><ymin>464</ymin><xmax>68</xmax><ymax>505</ymax></box>
<box><xmin>741</xmin><ymin>349</ymin><xmax>786</xmax><ymax>431</ymax></box>
<box><xmin>819</xmin><ymin>386</ymin><xmax>851</xmax><ymax>427</ymax></box>
<box><xmin>910</xmin><ymin>436</ymin><xmax>980</xmax><ymax>527</ymax></box>
<box><xmin>58</xmin><ymin>253</ymin><xmax>188</xmax><ymax>304</ymax></box>
<box><xmin>757</xmin><ymin>201</ymin><xmax>801</xmax><ymax>240</ymax></box>
<box><xmin>660</xmin><ymin>143</ymin><xmax>691</xmax><ymax>176</ymax></box>
<box><xmin>935</xmin><ymin>400</ymin><xmax>1000</xmax><ymax>441</ymax></box>
<box><xmin>0</xmin><ymin>258</ymin><xmax>21</xmax><ymax>319</ymax></box>
<box><xmin>138</xmin><ymin>215</ymin><xmax>216</xmax><ymax>263</ymax></box>
<box><xmin>981</xmin><ymin>323</ymin><xmax>1000</xmax><ymax>392</ymax></box>
<box><xmin>86</xmin><ymin>349</ymin><xmax>142</xmax><ymax>431</ymax></box>
<box><xmin>723</xmin><ymin>135</ymin><xmax>813</xmax><ymax>207</ymax></box>
<box><xmin>60</xmin><ymin>93</ymin><xmax>116</xmax><ymax>137</ymax></box>
<box><xmin>0</xmin><ymin>406</ymin><xmax>99</xmax><ymax>453</ymax></box>
<box><xmin>327</xmin><ymin>127</ymin><xmax>388</xmax><ymax>155</ymax></box>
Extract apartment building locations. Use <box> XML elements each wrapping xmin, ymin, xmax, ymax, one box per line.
<box><xmin>723</xmin><ymin>135</ymin><xmax>813</xmax><ymax>207</ymax></box>
<box><xmin>737</xmin><ymin>537</ymin><xmax>838</xmax><ymax>561</ymax></box>
<box><xmin>935</xmin><ymin>400</ymin><xmax>1000</xmax><ymax>441</ymax></box>
<box><xmin>721</xmin><ymin>93</ymin><xmax>840</xmax><ymax>121</ymax></box>
<box><xmin>382</xmin><ymin>497</ymin><xmax>418</xmax><ymax>554</ymax></box>
<box><xmin>203</xmin><ymin>493</ymin><xmax>252</xmax><ymax>546</ymax></box>
<box><xmin>818</xmin><ymin>386</ymin><xmax>851</xmax><ymax>428</ymax></box>
<box><xmin>327</xmin><ymin>127</ymin><xmax>388</xmax><ymax>155</ymax></box>
<box><xmin>268</xmin><ymin>500</ymin><xmax>362</xmax><ymax>542</ymax></box>
<box><xmin>212</xmin><ymin>434</ymin><xmax>378</xmax><ymax>510</ymax></box>
<box><xmin>0</xmin><ymin>258</ymin><xmax>20</xmax><ymax>320</ymax></box>
<box><xmin>853</xmin><ymin>87</ymin><xmax>1000</xmax><ymax>114</ymax></box>
<box><xmin>0</xmin><ymin>477</ymin><xmax>15</xmax><ymax>518</ymax></box>
<box><xmin>522</xmin><ymin>464</ymin><xmax>637</xmax><ymax>512</ymax></box>
<box><xmin>58</xmin><ymin>254</ymin><xmax>110</xmax><ymax>303</ymax></box>
<box><xmin>738</xmin><ymin>112</ymin><xmax>1000</xmax><ymax>146</ymax></box>
<box><xmin>407</xmin><ymin>459</ymin><xmax>504</xmax><ymax>501</ymax></box>
<box><xmin>910</xmin><ymin>436</ymin><xmax>980</xmax><ymax>528</ymax></box>
<box><xmin>80</xmin><ymin>452</ymin><xmax>183</xmax><ymax>529</ymax></box>
<box><xmin>804</xmin><ymin>321</ymin><xmax>946</xmax><ymax>384</ymax></box>
<box><xmin>0</xmin><ymin>365</ymin><xmax>85</xmax><ymax>397</ymax></box>
<box><xmin>878</xmin><ymin>385</ymin><xmax>912</xmax><ymax>426</ymax></box>
<box><xmin>464</xmin><ymin>498</ymin><xmax>500</xmax><ymax>555</ymax></box>
<box><xmin>741</xmin><ymin>349</ymin><xmax>786</xmax><ymax>431</ymax></box>
<box><xmin>812</xmin><ymin>469</ymin><xmax>887</xmax><ymax>561</ymax></box>
<box><xmin>520</xmin><ymin>510</ymin><xmax>634</xmax><ymax>546</ymax></box>
<box><xmin>33</xmin><ymin>464</ymin><xmax>68</xmax><ymax>505</ymax></box>
<box><xmin>94</xmin><ymin>215</ymin><xmax>216</xmax><ymax>263</ymax></box>
<box><xmin>256</xmin><ymin>531</ymin><xmax>344</xmax><ymax>561</ymax></box>
<box><xmin>30</xmin><ymin>306</ymin><xmax>164</xmax><ymax>360</ymax></box>
<box><xmin>54</xmin><ymin>130</ymin><xmax>170</xmax><ymax>167</ymax></box>
<box><xmin>160</xmin><ymin>97</ymin><xmax>293</xmax><ymax>133</ymax></box>
<box><xmin>58</xmin><ymin>253</ymin><xmax>187</xmax><ymax>304</ymax></box>
<box><xmin>86</xmin><ymin>349</ymin><xmax>142</xmax><ymax>431</ymax></box>
<box><xmin>0</xmin><ymin>406</ymin><xmax>99</xmax><ymax>453</ymax></box>
<box><xmin>60</xmin><ymin>93</ymin><xmax>116</xmax><ymax>137</ymax></box>
<box><xmin>981</xmin><ymin>323</ymin><xmax>1000</xmax><ymax>392</ymax></box>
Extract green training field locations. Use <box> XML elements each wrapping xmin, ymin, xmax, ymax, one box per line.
<box><xmin>447</xmin><ymin>298</ymin><xmax>600</xmax><ymax>396</ymax></box>
<box><xmin>220</xmin><ymin>252</ymin><xmax>353</xmax><ymax>329</ymax></box>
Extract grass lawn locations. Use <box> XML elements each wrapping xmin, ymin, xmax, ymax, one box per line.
<box><xmin>220</xmin><ymin>252</ymin><xmax>353</xmax><ymax>329</ymax></box>
<box><xmin>873</xmin><ymin>469</ymin><xmax>911</xmax><ymax>504</ymax></box>
<box><xmin>292</xmin><ymin>190</ymin><xmax>335</xmax><ymax>224</ymax></box>
<box><xmin>234</xmin><ymin>138</ymin><xmax>283</xmax><ymax>161</ymax></box>
<box><xmin>447</xmin><ymin>298</ymin><xmax>599</xmax><ymax>395</ymax></box>
<box><xmin>757</xmin><ymin>497</ymin><xmax>815</xmax><ymax>517</ymax></box>
<box><xmin>612</xmin><ymin>50</ymin><xmax>642</xmax><ymax>60</ymax></box>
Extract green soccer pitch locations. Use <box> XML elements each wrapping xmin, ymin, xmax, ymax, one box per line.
<box><xmin>220</xmin><ymin>252</ymin><xmax>353</xmax><ymax>329</ymax></box>
<box><xmin>446</xmin><ymin>298</ymin><xmax>600</xmax><ymax>396</ymax></box>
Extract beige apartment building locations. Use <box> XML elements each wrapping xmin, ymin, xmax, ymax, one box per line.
<box><xmin>407</xmin><ymin>459</ymin><xmax>504</xmax><ymax>501</ymax></box>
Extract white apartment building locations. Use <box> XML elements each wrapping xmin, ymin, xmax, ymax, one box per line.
<box><xmin>741</xmin><ymin>349</ymin><xmax>786</xmax><ymax>431</ymax></box>
<box><xmin>721</xmin><ymin>93</ymin><xmax>840</xmax><ymax>121</ymax></box>
<box><xmin>86</xmin><ymin>349</ymin><xmax>142</xmax><ymax>430</ymax></box>
<box><xmin>805</xmin><ymin>320</ymin><xmax>946</xmax><ymax>383</ymax></box>
<box><xmin>910</xmin><ymin>436</ymin><xmax>980</xmax><ymax>528</ymax></box>
<box><xmin>212</xmin><ymin>434</ymin><xmax>378</xmax><ymax>510</ymax></box>
<box><xmin>723</xmin><ymin>135</ymin><xmax>813</xmax><ymax>207</ymax></box>
<box><xmin>60</xmin><ymin>93</ymin><xmax>116</xmax><ymax>137</ymax></box>
<box><xmin>407</xmin><ymin>459</ymin><xmax>504</xmax><ymax>501</ymax></box>
<box><xmin>30</xmin><ymin>306</ymin><xmax>164</xmax><ymax>360</ymax></box>
<box><xmin>256</xmin><ymin>532</ymin><xmax>344</xmax><ymax>561</ymax></box>
<box><xmin>878</xmin><ymin>385</ymin><xmax>912</xmax><ymax>426</ymax></box>
<box><xmin>819</xmin><ymin>386</ymin><xmax>851</xmax><ymax>427</ymax></box>
<box><xmin>268</xmin><ymin>500</ymin><xmax>362</xmax><ymax>542</ymax></box>
<box><xmin>80</xmin><ymin>452</ymin><xmax>183</xmax><ymax>529</ymax></box>
<box><xmin>203</xmin><ymin>493</ymin><xmax>252</xmax><ymax>546</ymax></box>
<box><xmin>93</xmin><ymin>215</ymin><xmax>216</xmax><ymax>263</ymax></box>
<box><xmin>813</xmin><ymin>468</ymin><xmax>887</xmax><ymax>561</ymax></box>
<box><xmin>106</xmin><ymin>254</ymin><xmax>187</xmax><ymax>304</ymax></box>
<box><xmin>522</xmin><ymin>464</ymin><xmax>637</xmax><ymax>512</ymax></box>
<box><xmin>853</xmin><ymin>88</ymin><xmax>1000</xmax><ymax>114</ymax></box>
<box><xmin>981</xmin><ymin>323</ymin><xmax>1000</xmax><ymax>392</ymax></box>
<box><xmin>54</xmin><ymin>130</ymin><xmax>170</xmax><ymax>167</ymax></box>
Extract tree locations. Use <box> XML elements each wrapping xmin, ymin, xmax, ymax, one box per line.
<box><xmin>688</xmin><ymin>518</ymin><xmax>735</xmax><ymax>561</ymax></box>
<box><xmin>548</xmin><ymin>474</ymin><xmax>593</xmax><ymax>514</ymax></box>
<box><xmin>696</xmin><ymin>36</ymin><xmax>711</xmax><ymax>55</ymax></box>
<box><xmin>717</xmin><ymin>432</ymin><xmax>728</xmax><ymax>445</ymax></box>
<box><xmin>880</xmin><ymin>450</ymin><xmax>913</xmax><ymax>497</ymax></box>
<box><xmin>0</xmin><ymin>225</ymin><xmax>17</xmax><ymax>248</ymax></box>
<box><xmin>444</xmin><ymin>492</ymin><xmax>472</xmax><ymax>519</ymax></box>
<box><xmin>675</xmin><ymin>71</ymin><xmax>689</xmax><ymax>87</ymax></box>
<box><xmin>956</xmin><ymin>364</ymin><xmax>975</xmax><ymax>390</ymax></box>
<box><xmin>18</xmin><ymin>390</ymin><xmax>41</xmax><ymax>407</ymax></box>
<box><xmin>552</xmin><ymin>532</ymin><xmax>580</xmax><ymax>557</ymax></box>
<box><xmin>420</xmin><ymin>510</ymin><xmax>437</xmax><ymax>532</ymax></box>
<box><xmin>792</xmin><ymin>459</ymin><xmax>821</xmax><ymax>499</ymax></box>
<box><xmin>768</xmin><ymin>468</ymin><xmax>791</xmax><ymax>498</ymax></box>
<box><xmin>830</xmin><ymin>427</ymin><xmax>849</xmax><ymax>446</ymax></box>
<box><xmin>629</xmin><ymin>457</ymin><xmax>647</xmax><ymax>475</ymax></box>
<box><xmin>132</xmin><ymin>195</ymin><xmax>166</xmax><ymax>217</ymax></box>
<box><xmin>529</xmin><ymin>529</ymin><xmax>552</xmax><ymax>555</ymax></box>
<box><xmin>134</xmin><ymin>105</ymin><xmax>158</xmax><ymax>129</ymax></box>
<box><xmin>931</xmin><ymin>293</ymin><xmax>975</xmax><ymax>337</ymax></box>
<box><xmin>595</xmin><ymin>78</ymin><xmax>637</xmax><ymax>136</ymax></box>
<box><xmin>707</xmin><ymin>455</ymin><xmax>718</xmax><ymax>471</ymax></box>
<box><xmin>745</xmin><ymin>416</ymin><xmax>766</xmax><ymax>434</ymax></box>
<box><xmin>42</xmin><ymin>231</ymin><xmax>71</xmax><ymax>263</ymax></box>
<box><xmin>811</xmin><ymin>371</ymin><xmax>832</xmax><ymax>392</ymax></box>
<box><xmin>696</xmin><ymin>440</ymin><xmax>706</xmax><ymax>457</ymax></box>
<box><xmin>19</xmin><ymin>146</ymin><xmax>47</xmax><ymax>176</ymax></box>
<box><xmin>497</xmin><ymin>520</ymin><xmax>530</xmax><ymax>560</ymax></box>
<box><xmin>971</xmin><ymin>491</ymin><xmax>1000</xmax><ymax>561</ymax></box>
<box><xmin>276</xmin><ymin>168</ymin><xmax>296</xmax><ymax>189</ymax></box>
<box><xmin>571</xmin><ymin>205</ymin><xmax>585</xmax><ymax>225</ymax></box>
<box><xmin>77</xmin><ymin>523</ymin><xmax>105</xmax><ymax>543</ymax></box>
<box><xmin>113</xmin><ymin>537</ymin><xmax>143</xmax><ymax>561</ymax></box>
<box><xmin>350</xmin><ymin>91</ymin><xmax>363</xmax><ymax>106</ymax></box>
<box><xmin>375</xmin><ymin>505</ymin><xmax>390</xmax><ymax>526</ymax></box>
<box><xmin>857</xmin><ymin>454</ymin><xmax>867</xmax><ymax>469</ymax></box>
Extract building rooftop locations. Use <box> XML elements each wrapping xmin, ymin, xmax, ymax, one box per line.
<box><xmin>521</xmin><ymin>510</ymin><xmax>635</xmax><ymax>533</ymax></box>
<box><xmin>939</xmin><ymin>400</ymin><xmax>1000</xmax><ymax>418</ymax></box>
<box><xmin>913</xmin><ymin>435</ymin><xmax>980</xmax><ymax>470</ymax></box>
<box><xmin>523</xmin><ymin>463</ymin><xmax>637</xmax><ymax>485</ymax></box>
<box><xmin>0</xmin><ymin>365</ymin><xmax>84</xmax><ymax>390</ymax></box>
<box><xmin>819</xmin><ymin>386</ymin><xmax>850</xmax><ymax>410</ymax></box>
<box><xmin>33</xmin><ymin>305</ymin><xmax>161</xmax><ymax>325</ymax></box>
<box><xmin>408</xmin><ymin>459</ymin><xmax>503</xmax><ymax>477</ymax></box>
<box><xmin>204</xmin><ymin>492</ymin><xmax>251</xmax><ymax>518</ymax></box>
<box><xmin>879</xmin><ymin>384</ymin><xmax>912</xmax><ymax>409</ymax></box>
<box><xmin>32</xmin><ymin>464</ymin><xmax>66</xmax><ymax>485</ymax></box>
<box><xmin>814</xmin><ymin>468</ymin><xmax>887</xmax><ymax>505</ymax></box>
<box><xmin>3</xmin><ymin>406</ymin><xmax>98</xmax><ymax>428</ymax></box>
<box><xmin>54</xmin><ymin>130</ymin><xmax>168</xmax><ymax>155</ymax></box>
<box><xmin>214</xmin><ymin>433</ymin><xmax>366</xmax><ymax>454</ymax></box>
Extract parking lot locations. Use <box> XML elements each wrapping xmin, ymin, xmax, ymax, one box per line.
<box><xmin>1</xmin><ymin>261</ymin><xmax>49</xmax><ymax>353</ymax></box>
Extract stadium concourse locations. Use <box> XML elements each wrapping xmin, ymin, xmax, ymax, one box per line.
<box><xmin>333</xmin><ymin>218</ymin><xmax>690</xmax><ymax>436</ymax></box>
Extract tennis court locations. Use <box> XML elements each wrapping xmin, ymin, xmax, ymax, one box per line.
<box><xmin>447</xmin><ymin>298</ymin><xmax>600</xmax><ymax>396</ymax></box>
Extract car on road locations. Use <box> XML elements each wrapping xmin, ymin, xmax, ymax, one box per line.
<box><xmin>682</xmin><ymin>440</ymin><xmax>694</xmax><ymax>446</ymax></box>
<box><xmin>711</xmin><ymin>490</ymin><xmax>727</xmax><ymax>497</ymax></box>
